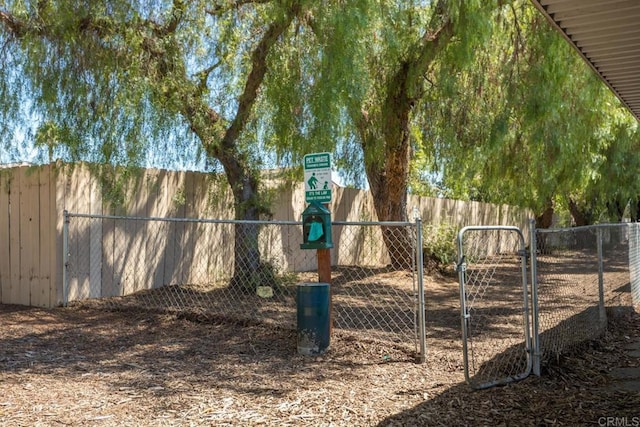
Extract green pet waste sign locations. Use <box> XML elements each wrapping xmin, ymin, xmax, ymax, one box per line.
<box><xmin>303</xmin><ymin>152</ymin><xmax>332</xmax><ymax>203</ymax></box>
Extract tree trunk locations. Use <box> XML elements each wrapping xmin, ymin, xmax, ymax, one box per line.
<box><xmin>365</xmin><ymin>133</ymin><xmax>414</xmax><ymax>269</ymax></box>
<box><xmin>358</xmin><ymin>12</ymin><xmax>453</xmax><ymax>270</ymax></box>
<box><xmin>568</xmin><ymin>198</ymin><xmax>593</xmax><ymax>226</ymax></box>
<box><xmin>186</xmin><ymin>9</ymin><xmax>297</xmax><ymax>292</ymax></box>
<box><xmin>226</xmin><ymin>167</ymin><xmax>262</xmax><ymax>293</ymax></box>
<box><xmin>632</xmin><ymin>198</ymin><xmax>640</xmax><ymax>222</ymax></box>
<box><xmin>606</xmin><ymin>199</ymin><xmax>625</xmax><ymax>222</ymax></box>
<box><xmin>364</xmin><ymin>80</ymin><xmax>413</xmax><ymax>269</ymax></box>
<box><xmin>221</xmin><ymin>160</ymin><xmax>260</xmax><ymax>292</ymax></box>
<box><xmin>535</xmin><ymin>204</ymin><xmax>554</xmax><ymax>229</ymax></box>
<box><xmin>535</xmin><ymin>201</ymin><xmax>554</xmax><ymax>254</ymax></box>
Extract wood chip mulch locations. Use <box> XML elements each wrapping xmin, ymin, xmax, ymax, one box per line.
<box><xmin>1</xmin><ymin>301</ymin><xmax>638</xmax><ymax>426</ymax></box>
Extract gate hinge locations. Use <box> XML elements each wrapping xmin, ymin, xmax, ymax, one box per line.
<box><xmin>456</xmin><ymin>256</ymin><xmax>466</xmax><ymax>273</ymax></box>
<box><xmin>518</xmin><ymin>249</ymin><xmax>529</xmax><ymax>260</ymax></box>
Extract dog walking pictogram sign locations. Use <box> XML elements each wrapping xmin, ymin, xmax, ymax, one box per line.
<box><xmin>303</xmin><ymin>152</ymin><xmax>332</xmax><ymax>203</ymax></box>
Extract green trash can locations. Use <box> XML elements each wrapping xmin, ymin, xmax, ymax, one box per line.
<box><xmin>297</xmin><ymin>282</ymin><xmax>330</xmax><ymax>356</ymax></box>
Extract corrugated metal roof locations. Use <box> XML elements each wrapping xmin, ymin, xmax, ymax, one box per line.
<box><xmin>530</xmin><ymin>0</ymin><xmax>640</xmax><ymax>121</ymax></box>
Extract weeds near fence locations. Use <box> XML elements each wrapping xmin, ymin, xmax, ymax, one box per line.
<box><xmin>422</xmin><ymin>222</ymin><xmax>458</xmax><ymax>274</ymax></box>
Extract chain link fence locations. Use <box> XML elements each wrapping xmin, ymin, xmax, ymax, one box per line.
<box><xmin>533</xmin><ymin>223</ymin><xmax>634</xmax><ymax>365</ymax></box>
<box><xmin>64</xmin><ymin>211</ymin><xmax>640</xmax><ymax>385</ymax></box>
<box><xmin>630</xmin><ymin>224</ymin><xmax>640</xmax><ymax>313</ymax></box>
<box><xmin>457</xmin><ymin>222</ymin><xmax>639</xmax><ymax>389</ymax></box>
<box><xmin>456</xmin><ymin>226</ymin><xmax>531</xmax><ymax>389</ymax></box>
<box><xmin>63</xmin><ymin>212</ymin><xmax>425</xmax><ymax>359</ymax></box>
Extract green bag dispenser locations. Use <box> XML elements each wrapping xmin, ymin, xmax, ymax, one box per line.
<box><xmin>301</xmin><ymin>202</ymin><xmax>333</xmax><ymax>249</ymax></box>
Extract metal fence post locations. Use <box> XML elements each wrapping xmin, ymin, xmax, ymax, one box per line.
<box><xmin>528</xmin><ymin>219</ymin><xmax>541</xmax><ymax>376</ymax></box>
<box><xmin>631</xmin><ymin>223</ymin><xmax>640</xmax><ymax>313</ymax></box>
<box><xmin>456</xmin><ymin>228</ymin><xmax>470</xmax><ymax>383</ymax></box>
<box><xmin>415</xmin><ymin>216</ymin><xmax>427</xmax><ymax>363</ymax></box>
<box><xmin>62</xmin><ymin>210</ymin><xmax>70</xmax><ymax>307</ymax></box>
<box><xmin>597</xmin><ymin>228</ymin><xmax>606</xmax><ymax>326</ymax></box>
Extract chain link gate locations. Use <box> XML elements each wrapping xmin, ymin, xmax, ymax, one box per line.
<box><xmin>456</xmin><ymin>226</ymin><xmax>533</xmax><ymax>389</ymax></box>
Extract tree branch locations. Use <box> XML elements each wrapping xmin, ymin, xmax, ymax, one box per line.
<box><xmin>153</xmin><ymin>0</ymin><xmax>185</xmax><ymax>37</ymax></box>
<box><xmin>409</xmin><ymin>18</ymin><xmax>453</xmax><ymax>100</ymax></box>
<box><xmin>206</xmin><ymin>0</ymin><xmax>271</xmax><ymax>16</ymax></box>
<box><xmin>220</xmin><ymin>3</ymin><xmax>298</xmax><ymax>151</ymax></box>
<box><xmin>0</xmin><ymin>10</ymin><xmax>36</xmax><ymax>38</ymax></box>
<box><xmin>194</xmin><ymin>60</ymin><xmax>222</xmax><ymax>94</ymax></box>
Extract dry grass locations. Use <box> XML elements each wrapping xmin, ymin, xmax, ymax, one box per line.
<box><xmin>1</xmin><ymin>269</ymin><xmax>639</xmax><ymax>426</ymax></box>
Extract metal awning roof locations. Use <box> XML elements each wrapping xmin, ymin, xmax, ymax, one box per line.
<box><xmin>530</xmin><ymin>0</ymin><xmax>640</xmax><ymax>121</ymax></box>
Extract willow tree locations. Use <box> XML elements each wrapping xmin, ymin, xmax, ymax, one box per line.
<box><xmin>261</xmin><ymin>1</ymin><xmax>500</xmax><ymax>267</ymax></box>
<box><xmin>412</xmin><ymin>0</ymin><xmax>636</xmax><ymax>227</ymax></box>
<box><xmin>573</xmin><ymin>111</ymin><xmax>640</xmax><ymax>223</ymax></box>
<box><xmin>265</xmin><ymin>1</ymin><xmax>512</xmax><ymax>267</ymax></box>
<box><xmin>0</xmin><ymin>0</ymin><xmax>308</xmax><ymax>289</ymax></box>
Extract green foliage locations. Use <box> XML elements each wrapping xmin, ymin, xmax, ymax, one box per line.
<box><xmin>260</xmin><ymin>0</ymin><xmax>371</xmax><ymax>167</ymax></box>
<box><xmin>2</xmin><ymin>0</ymin><xmax>639</xmax><ymax>228</ymax></box>
<box><xmin>87</xmin><ymin>163</ymin><xmax>145</xmax><ymax>211</ymax></box>
<box><xmin>411</xmin><ymin>0</ymin><xmax>639</xmax><ymax>223</ymax></box>
<box><xmin>1</xmin><ymin>0</ymin><xmax>193</xmax><ymax>167</ymax></box>
<box><xmin>172</xmin><ymin>188</ymin><xmax>186</xmax><ymax>207</ymax></box>
<box><xmin>422</xmin><ymin>222</ymin><xmax>458</xmax><ymax>274</ymax></box>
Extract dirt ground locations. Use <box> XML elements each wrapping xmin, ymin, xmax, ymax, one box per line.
<box><xmin>1</xmin><ymin>270</ymin><xmax>639</xmax><ymax>426</ymax></box>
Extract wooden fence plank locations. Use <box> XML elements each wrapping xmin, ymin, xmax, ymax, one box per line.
<box><xmin>53</xmin><ymin>164</ymin><xmax>66</xmax><ymax>305</ymax></box>
<box><xmin>180</xmin><ymin>172</ymin><xmax>196</xmax><ymax>284</ymax></box>
<box><xmin>129</xmin><ymin>173</ymin><xmax>147</xmax><ymax>294</ymax></box>
<box><xmin>189</xmin><ymin>173</ymin><xmax>209</xmax><ymax>285</ymax></box>
<box><xmin>70</xmin><ymin>166</ymin><xmax>91</xmax><ymax>301</ymax></box>
<box><xmin>144</xmin><ymin>169</ymin><xmax>166</xmax><ymax>289</ymax></box>
<box><xmin>89</xmin><ymin>173</ymin><xmax>103</xmax><ymax>298</ymax></box>
<box><xmin>161</xmin><ymin>170</ymin><xmax>178</xmax><ymax>286</ymax></box>
<box><xmin>0</xmin><ymin>170</ymin><xmax>11</xmax><ymax>303</ymax></box>
<box><xmin>165</xmin><ymin>172</ymin><xmax>185</xmax><ymax>285</ymax></box>
<box><xmin>112</xmin><ymin>216</ymin><xmax>128</xmax><ymax>296</ymax></box>
<box><xmin>65</xmin><ymin>167</ymin><xmax>79</xmax><ymax>301</ymax></box>
<box><xmin>101</xmin><ymin>212</ymin><xmax>117</xmax><ymax>297</ymax></box>
<box><xmin>45</xmin><ymin>165</ymin><xmax>57</xmax><ymax>307</ymax></box>
<box><xmin>8</xmin><ymin>168</ymin><xmax>22</xmax><ymax>304</ymax></box>
<box><xmin>17</xmin><ymin>167</ymin><xmax>38</xmax><ymax>305</ymax></box>
<box><xmin>33</xmin><ymin>167</ymin><xmax>52</xmax><ymax>307</ymax></box>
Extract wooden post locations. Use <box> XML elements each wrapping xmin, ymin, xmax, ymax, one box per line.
<box><xmin>320</xmin><ymin>201</ymin><xmax>333</xmax><ymax>333</ymax></box>
<box><xmin>317</xmin><ymin>248</ymin><xmax>332</xmax><ymax>332</ymax></box>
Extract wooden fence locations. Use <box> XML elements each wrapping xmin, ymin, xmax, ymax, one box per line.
<box><xmin>0</xmin><ymin>163</ymin><xmax>532</xmax><ymax>307</ymax></box>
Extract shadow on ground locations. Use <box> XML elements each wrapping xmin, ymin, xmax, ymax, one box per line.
<box><xmin>377</xmin><ymin>308</ymin><xmax>640</xmax><ymax>426</ymax></box>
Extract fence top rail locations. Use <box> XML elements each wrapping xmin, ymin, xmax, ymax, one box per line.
<box><xmin>63</xmin><ymin>211</ymin><xmax>415</xmax><ymax>228</ymax></box>
<box><xmin>459</xmin><ymin>225</ymin><xmax>523</xmax><ymax>232</ymax></box>
<box><xmin>536</xmin><ymin>222</ymin><xmax>632</xmax><ymax>234</ymax></box>
<box><xmin>333</xmin><ymin>220</ymin><xmax>415</xmax><ymax>227</ymax></box>
<box><xmin>65</xmin><ymin>211</ymin><xmax>301</xmax><ymax>226</ymax></box>
<box><xmin>457</xmin><ymin>225</ymin><xmax>527</xmax><ymax>246</ymax></box>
